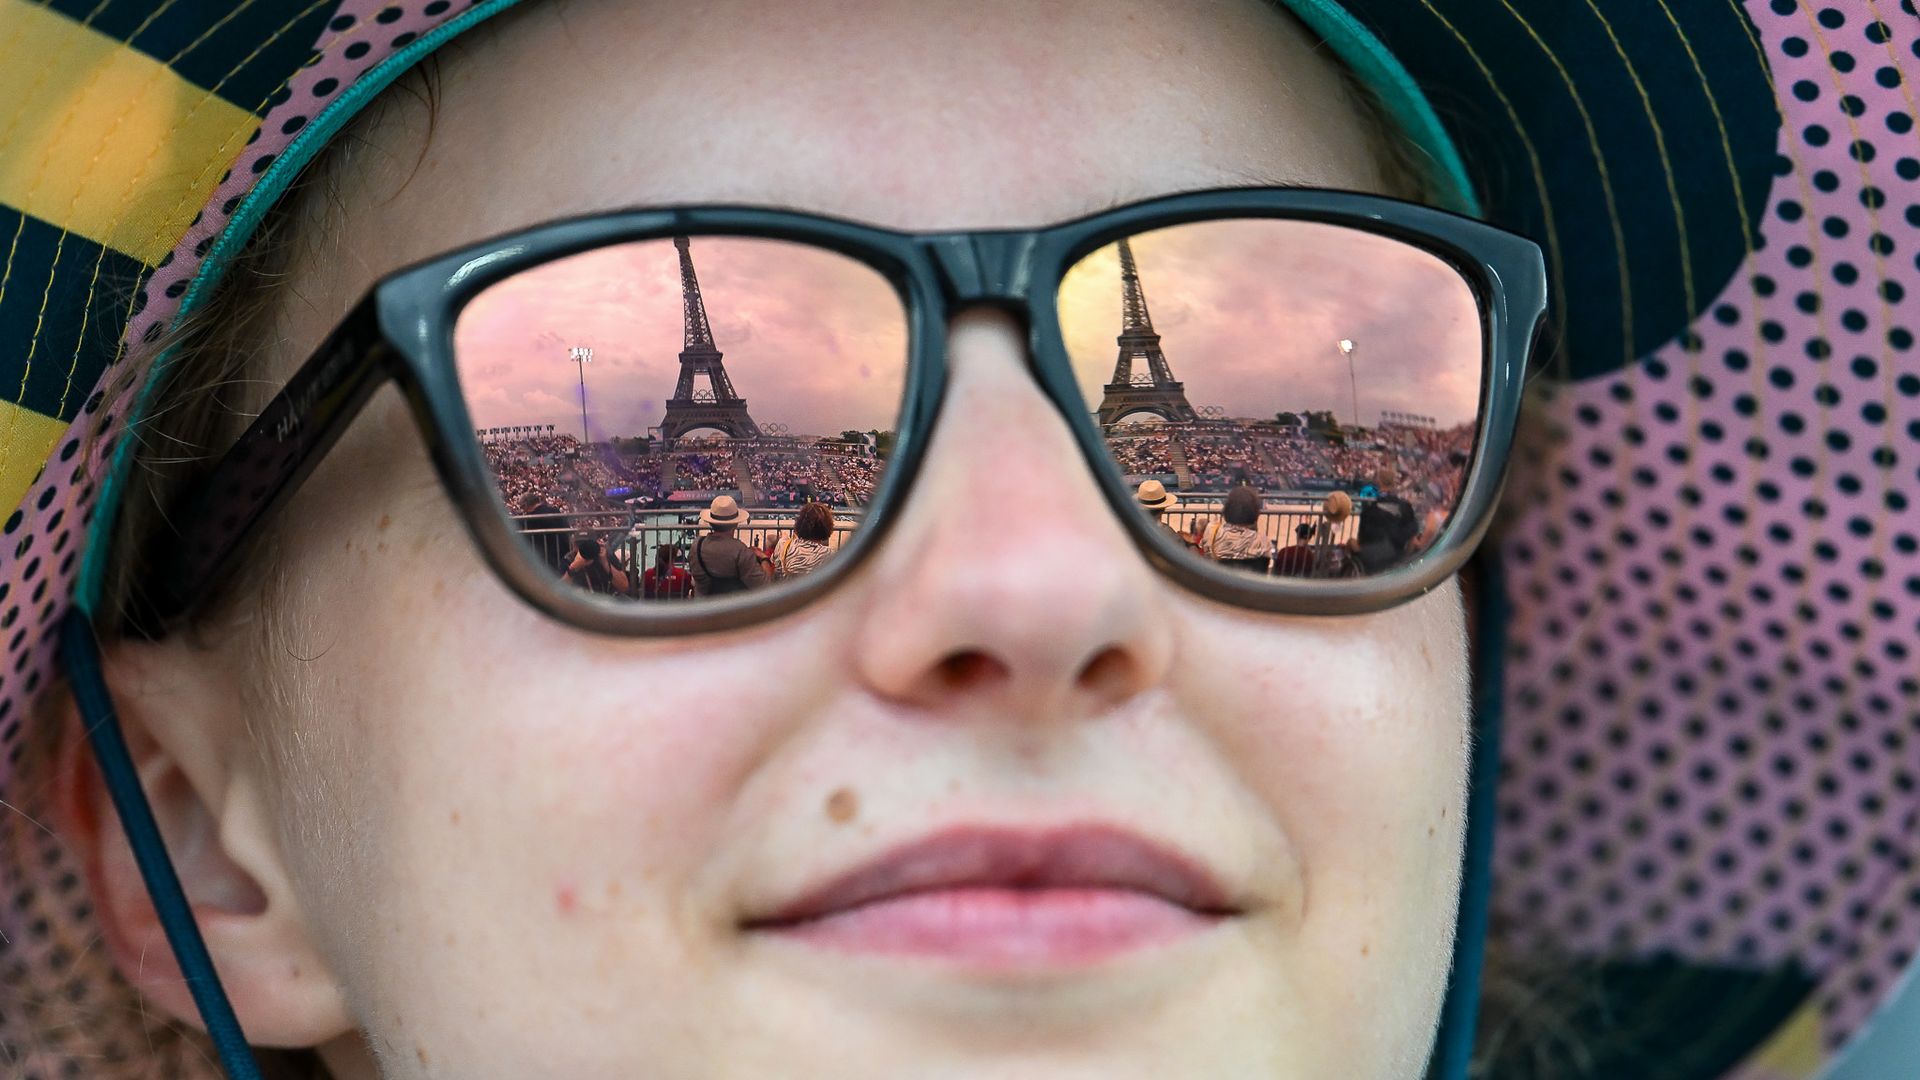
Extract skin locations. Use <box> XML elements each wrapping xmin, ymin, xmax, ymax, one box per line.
<box><xmin>72</xmin><ymin>1</ymin><xmax>1471</xmax><ymax>1076</ymax></box>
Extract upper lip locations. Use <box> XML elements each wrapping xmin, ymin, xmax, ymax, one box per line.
<box><xmin>744</xmin><ymin>823</ymin><xmax>1240</xmax><ymax>927</ymax></box>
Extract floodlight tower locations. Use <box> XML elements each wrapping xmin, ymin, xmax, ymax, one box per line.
<box><xmin>1337</xmin><ymin>338</ymin><xmax>1359</xmax><ymax>428</ymax></box>
<box><xmin>569</xmin><ymin>345</ymin><xmax>593</xmax><ymax>445</ymax></box>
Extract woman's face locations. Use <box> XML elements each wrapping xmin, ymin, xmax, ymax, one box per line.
<box><xmin>143</xmin><ymin>1</ymin><xmax>1472</xmax><ymax>1076</ymax></box>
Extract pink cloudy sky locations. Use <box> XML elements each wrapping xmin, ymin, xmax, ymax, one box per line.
<box><xmin>1059</xmin><ymin>220</ymin><xmax>1483</xmax><ymax>428</ymax></box>
<box><xmin>454</xmin><ymin>237</ymin><xmax>909</xmax><ymax>440</ymax></box>
<box><xmin>453</xmin><ymin>223</ymin><xmax>1482</xmax><ymax>440</ymax></box>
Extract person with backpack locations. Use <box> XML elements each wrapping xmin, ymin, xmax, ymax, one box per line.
<box><xmin>689</xmin><ymin>495</ymin><xmax>770</xmax><ymax>596</ymax></box>
<box><xmin>1354</xmin><ymin>468</ymin><xmax>1421</xmax><ymax>575</ymax></box>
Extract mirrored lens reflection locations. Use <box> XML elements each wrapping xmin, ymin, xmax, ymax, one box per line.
<box><xmin>1059</xmin><ymin>219</ymin><xmax>1483</xmax><ymax>581</ymax></box>
<box><xmin>452</xmin><ymin>236</ymin><xmax>908</xmax><ymax>605</ymax></box>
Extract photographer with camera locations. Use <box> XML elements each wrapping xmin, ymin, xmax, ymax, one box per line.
<box><xmin>562</xmin><ymin>531</ymin><xmax>630</xmax><ymax>595</ymax></box>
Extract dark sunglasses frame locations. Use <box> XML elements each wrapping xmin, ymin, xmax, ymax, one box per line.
<box><xmin>135</xmin><ymin>186</ymin><xmax>1545</xmax><ymax>637</ymax></box>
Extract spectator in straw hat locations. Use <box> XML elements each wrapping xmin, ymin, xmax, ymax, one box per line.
<box><xmin>690</xmin><ymin>495</ymin><xmax>768</xmax><ymax>596</ymax></box>
<box><xmin>1320</xmin><ymin>488</ymin><xmax>1354</xmax><ymax>526</ymax></box>
<box><xmin>1134</xmin><ymin>479</ymin><xmax>1194</xmax><ymax>549</ymax></box>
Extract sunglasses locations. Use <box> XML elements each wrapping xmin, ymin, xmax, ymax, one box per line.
<box><xmin>133</xmin><ymin>187</ymin><xmax>1546</xmax><ymax>637</ymax></box>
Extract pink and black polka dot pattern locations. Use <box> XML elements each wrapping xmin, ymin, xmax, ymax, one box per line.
<box><xmin>1493</xmin><ymin>0</ymin><xmax>1920</xmax><ymax>1063</ymax></box>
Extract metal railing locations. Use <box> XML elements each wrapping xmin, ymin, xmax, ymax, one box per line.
<box><xmin>511</xmin><ymin>508</ymin><xmax>866</xmax><ymax>599</ymax></box>
<box><xmin>509</xmin><ymin>497</ymin><xmax>1380</xmax><ymax>596</ymax></box>
<box><xmin>1156</xmin><ymin>495</ymin><xmax>1371</xmax><ymax>548</ymax></box>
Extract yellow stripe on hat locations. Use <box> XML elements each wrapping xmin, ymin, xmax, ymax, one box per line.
<box><xmin>0</xmin><ymin>399</ymin><xmax>70</xmax><ymax>513</ymax></box>
<box><xmin>0</xmin><ymin>0</ymin><xmax>258</xmax><ymax>268</ymax></box>
<box><xmin>1735</xmin><ymin>998</ymin><xmax>1826</xmax><ymax>1077</ymax></box>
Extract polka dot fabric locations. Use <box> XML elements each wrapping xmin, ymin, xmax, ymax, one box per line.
<box><xmin>1492</xmin><ymin>0</ymin><xmax>1920</xmax><ymax>1066</ymax></box>
<box><xmin>0</xmin><ymin>2</ymin><xmax>515</xmax><ymax>1075</ymax></box>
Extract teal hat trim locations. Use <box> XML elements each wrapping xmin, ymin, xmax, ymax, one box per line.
<box><xmin>1278</xmin><ymin>0</ymin><xmax>1482</xmax><ymax>218</ymax></box>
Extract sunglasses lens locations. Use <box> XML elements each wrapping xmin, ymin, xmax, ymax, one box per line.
<box><xmin>1058</xmin><ymin>218</ymin><xmax>1483</xmax><ymax>582</ymax></box>
<box><xmin>453</xmin><ymin>235</ymin><xmax>908</xmax><ymax>612</ymax></box>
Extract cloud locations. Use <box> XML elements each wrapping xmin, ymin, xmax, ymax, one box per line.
<box><xmin>1057</xmin><ymin>220</ymin><xmax>1482</xmax><ymax>427</ymax></box>
<box><xmin>453</xmin><ymin>237</ymin><xmax>909</xmax><ymax>439</ymax></box>
<box><xmin>452</xmin><ymin>222</ymin><xmax>1483</xmax><ymax>445</ymax></box>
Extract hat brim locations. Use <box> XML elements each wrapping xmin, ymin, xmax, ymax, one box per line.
<box><xmin>699</xmin><ymin>509</ymin><xmax>751</xmax><ymax>527</ymax></box>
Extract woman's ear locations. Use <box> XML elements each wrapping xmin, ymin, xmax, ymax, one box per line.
<box><xmin>49</xmin><ymin>634</ymin><xmax>355</xmax><ymax>1050</ymax></box>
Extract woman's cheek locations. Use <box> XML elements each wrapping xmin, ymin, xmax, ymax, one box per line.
<box><xmin>331</xmin><ymin>526</ymin><xmax>845</xmax><ymax>881</ymax></box>
<box><xmin>1173</xmin><ymin>586</ymin><xmax>1468</xmax><ymax>923</ymax></box>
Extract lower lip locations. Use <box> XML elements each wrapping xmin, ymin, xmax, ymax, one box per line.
<box><xmin>756</xmin><ymin>887</ymin><xmax>1224</xmax><ymax>967</ymax></box>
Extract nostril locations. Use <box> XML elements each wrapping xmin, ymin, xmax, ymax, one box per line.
<box><xmin>1076</xmin><ymin>647</ymin><xmax>1136</xmax><ymax>699</ymax></box>
<box><xmin>937</xmin><ymin>650</ymin><xmax>1009</xmax><ymax>691</ymax></box>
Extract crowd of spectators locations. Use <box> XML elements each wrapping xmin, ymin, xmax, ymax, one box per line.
<box><xmin>1094</xmin><ymin>421</ymin><xmax>1472</xmax><ymax>526</ymax></box>
<box><xmin>1371</xmin><ymin>420</ymin><xmax>1474</xmax><ymax>520</ymax></box>
<box><xmin>743</xmin><ymin>451</ymin><xmax>878</xmax><ymax>507</ymax></box>
<box><xmin>1176</xmin><ymin>429</ymin><xmax>1284</xmax><ymax>490</ymax></box>
<box><xmin>486</xmin><ymin>429</ymin><xmax>886</xmax><ymax>521</ymax></box>
<box><xmin>486</xmin><ymin>434</ymin><xmax>627</xmax><ymax>521</ymax></box>
<box><xmin>607</xmin><ymin>452</ymin><xmax>664</xmax><ymax>496</ymax></box>
<box><xmin>1256</xmin><ymin>431</ymin><xmax>1339</xmax><ymax>488</ymax></box>
<box><xmin>746</xmin><ymin>452</ymin><xmax>817</xmax><ymax>505</ymax></box>
<box><xmin>745</xmin><ymin>447</ymin><xmax>878</xmax><ymax>506</ymax></box>
<box><xmin>670</xmin><ymin>449</ymin><xmax>740</xmax><ymax>490</ymax></box>
<box><xmin>484</xmin><ymin>419</ymin><xmax>1468</xmax><ymax>554</ymax></box>
<box><xmin>1106</xmin><ymin>431</ymin><xmax>1174</xmax><ymax>475</ymax></box>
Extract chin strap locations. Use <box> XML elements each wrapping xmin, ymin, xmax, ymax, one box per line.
<box><xmin>61</xmin><ymin>611</ymin><xmax>265</xmax><ymax>1080</ymax></box>
<box><xmin>1428</xmin><ymin>551</ymin><xmax>1507</xmax><ymax>1080</ymax></box>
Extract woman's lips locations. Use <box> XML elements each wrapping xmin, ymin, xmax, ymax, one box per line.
<box><xmin>743</xmin><ymin>824</ymin><xmax>1240</xmax><ymax>967</ymax></box>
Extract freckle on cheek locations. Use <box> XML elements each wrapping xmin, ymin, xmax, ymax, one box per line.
<box><xmin>825</xmin><ymin>786</ymin><xmax>859</xmax><ymax>824</ymax></box>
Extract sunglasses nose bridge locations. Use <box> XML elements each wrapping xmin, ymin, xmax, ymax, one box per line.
<box><xmin>923</xmin><ymin>232</ymin><xmax>1040</xmax><ymax>307</ymax></box>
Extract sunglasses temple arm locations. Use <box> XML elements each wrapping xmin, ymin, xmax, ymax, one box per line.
<box><xmin>60</xmin><ymin>612</ymin><xmax>266</xmax><ymax>1080</ymax></box>
<box><xmin>136</xmin><ymin>302</ymin><xmax>390</xmax><ymax>634</ymax></box>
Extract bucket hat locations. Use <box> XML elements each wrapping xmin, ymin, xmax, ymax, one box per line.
<box><xmin>0</xmin><ymin>2</ymin><xmax>1914</xmax><ymax>1079</ymax></box>
<box><xmin>698</xmin><ymin>493</ymin><xmax>751</xmax><ymax>528</ymax></box>
<box><xmin>1135</xmin><ymin>478</ymin><xmax>1180</xmax><ymax>511</ymax></box>
<box><xmin>1322</xmin><ymin>489</ymin><xmax>1356</xmax><ymax>523</ymax></box>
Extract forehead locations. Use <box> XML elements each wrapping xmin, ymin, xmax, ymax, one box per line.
<box><xmin>320</xmin><ymin>0</ymin><xmax>1386</xmax><ymax>279</ymax></box>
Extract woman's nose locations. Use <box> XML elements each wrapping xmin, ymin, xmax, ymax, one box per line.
<box><xmin>850</xmin><ymin>308</ymin><xmax>1175</xmax><ymax>722</ymax></box>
